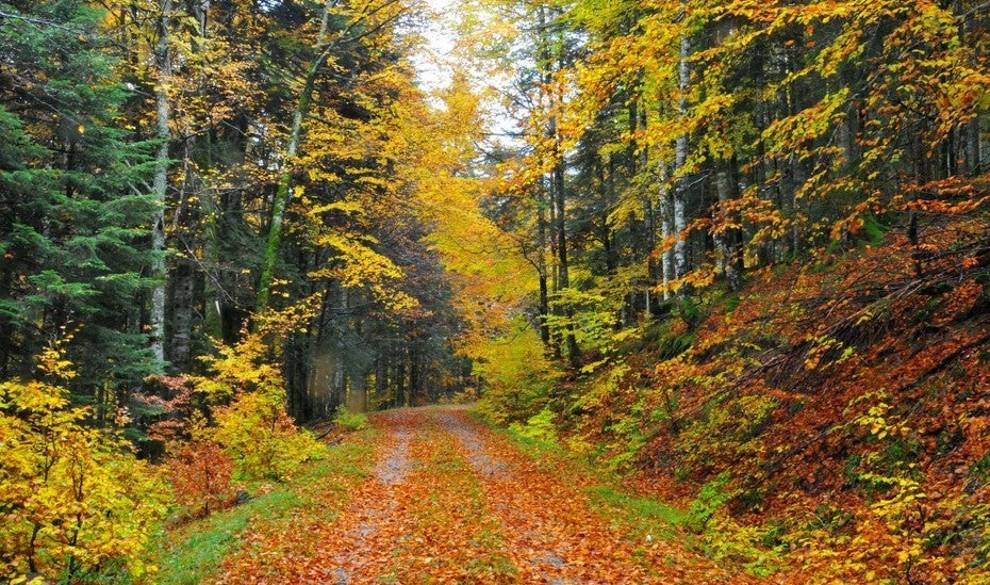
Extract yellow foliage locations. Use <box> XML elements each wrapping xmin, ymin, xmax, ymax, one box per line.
<box><xmin>473</xmin><ymin>317</ymin><xmax>558</xmax><ymax>424</ymax></box>
<box><xmin>213</xmin><ymin>387</ymin><xmax>325</xmax><ymax>481</ymax></box>
<box><xmin>0</xmin><ymin>345</ymin><xmax>168</xmax><ymax>582</ymax></box>
<box><xmin>190</xmin><ymin>302</ymin><xmax>326</xmax><ymax>480</ymax></box>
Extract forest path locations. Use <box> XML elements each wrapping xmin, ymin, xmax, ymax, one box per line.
<box><xmin>211</xmin><ymin>406</ymin><xmax>746</xmax><ymax>584</ymax></box>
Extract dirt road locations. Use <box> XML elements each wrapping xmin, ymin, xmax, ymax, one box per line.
<box><xmin>210</xmin><ymin>407</ymin><xmax>746</xmax><ymax>584</ymax></box>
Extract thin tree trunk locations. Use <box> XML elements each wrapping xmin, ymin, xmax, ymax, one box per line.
<box><xmin>715</xmin><ymin>162</ymin><xmax>742</xmax><ymax>291</ymax></box>
<box><xmin>150</xmin><ymin>0</ymin><xmax>172</xmax><ymax>366</ymax></box>
<box><xmin>599</xmin><ymin>160</ymin><xmax>616</xmax><ymax>275</ymax></box>
<box><xmin>256</xmin><ymin>0</ymin><xmax>334</xmax><ymax>312</ymax></box>
<box><xmin>554</xmin><ymin>161</ymin><xmax>579</xmax><ymax>366</ymax></box>
<box><xmin>347</xmin><ymin>369</ymin><xmax>367</xmax><ymax>413</ymax></box>
<box><xmin>672</xmin><ymin>7</ymin><xmax>690</xmax><ymax>283</ymax></box>
<box><xmin>547</xmin><ymin>11</ymin><xmax>578</xmax><ymax>366</ymax></box>
<box><xmin>406</xmin><ymin>344</ymin><xmax>415</xmax><ymax>407</ymax></box>
<box><xmin>537</xmin><ymin>177</ymin><xmax>551</xmax><ymax>347</ymax></box>
<box><xmin>193</xmin><ymin>0</ymin><xmax>223</xmax><ymax>339</ymax></box>
<box><xmin>659</xmin><ymin>162</ymin><xmax>674</xmax><ymax>300</ymax></box>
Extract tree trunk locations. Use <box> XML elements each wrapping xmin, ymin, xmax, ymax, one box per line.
<box><xmin>256</xmin><ymin>0</ymin><xmax>334</xmax><ymax>312</ymax></box>
<box><xmin>672</xmin><ymin>9</ymin><xmax>690</xmax><ymax>283</ymax></box>
<box><xmin>409</xmin><ymin>346</ymin><xmax>419</xmax><ymax>407</ymax></box>
<box><xmin>537</xmin><ymin>180</ymin><xmax>551</xmax><ymax>347</ymax></box>
<box><xmin>150</xmin><ymin>0</ymin><xmax>172</xmax><ymax>367</ymax></box>
<box><xmin>715</xmin><ymin>162</ymin><xmax>742</xmax><ymax>291</ymax></box>
<box><xmin>554</xmin><ymin>161</ymin><xmax>579</xmax><ymax>366</ymax></box>
<box><xmin>169</xmin><ymin>258</ymin><xmax>194</xmax><ymax>369</ymax></box>
<box><xmin>659</xmin><ymin>161</ymin><xmax>674</xmax><ymax>300</ymax></box>
<box><xmin>192</xmin><ymin>0</ymin><xmax>223</xmax><ymax>339</ymax></box>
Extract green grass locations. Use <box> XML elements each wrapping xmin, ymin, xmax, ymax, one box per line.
<box><xmin>153</xmin><ymin>429</ymin><xmax>377</xmax><ymax>585</ymax></box>
<box><xmin>156</xmin><ymin>490</ymin><xmax>301</xmax><ymax>585</ymax></box>
<box><xmin>586</xmin><ymin>485</ymin><xmax>686</xmax><ymax>541</ymax></box>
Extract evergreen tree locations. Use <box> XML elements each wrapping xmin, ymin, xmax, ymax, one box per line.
<box><xmin>0</xmin><ymin>0</ymin><xmax>158</xmax><ymax>393</ymax></box>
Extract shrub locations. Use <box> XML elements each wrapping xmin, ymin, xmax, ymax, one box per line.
<box><xmin>508</xmin><ymin>407</ymin><xmax>558</xmax><ymax>446</ymax></box>
<box><xmin>333</xmin><ymin>406</ymin><xmax>369</xmax><ymax>431</ymax></box>
<box><xmin>213</xmin><ymin>389</ymin><xmax>325</xmax><ymax>481</ymax></box>
<box><xmin>166</xmin><ymin>439</ymin><xmax>235</xmax><ymax>517</ymax></box>
<box><xmin>686</xmin><ymin>472</ymin><xmax>736</xmax><ymax>532</ymax></box>
<box><xmin>0</xmin><ymin>345</ymin><xmax>169</xmax><ymax>582</ymax></box>
<box><xmin>191</xmin><ymin>307</ymin><xmax>327</xmax><ymax>481</ymax></box>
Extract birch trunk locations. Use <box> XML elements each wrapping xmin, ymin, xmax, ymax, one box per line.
<box><xmin>659</xmin><ymin>162</ymin><xmax>674</xmax><ymax>300</ymax></box>
<box><xmin>672</xmin><ymin>19</ymin><xmax>690</xmax><ymax>281</ymax></box>
<box><xmin>150</xmin><ymin>0</ymin><xmax>172</xmax><ymax>366</ymax></box>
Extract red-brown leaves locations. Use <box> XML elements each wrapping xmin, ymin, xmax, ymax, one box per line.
<box><xmin>167</xmin><ymin>440</ymin><xmax>236</xmax><ymax>519</ymax></box>
<box><xmin>207</xmin><ymin>407</ymin><xmax>745</xmax><ymax>584</ymax></box>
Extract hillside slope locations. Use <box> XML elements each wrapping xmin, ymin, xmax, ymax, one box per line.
<box><xmin>534</xmin><ymin>218</ymin><xmax>990</xmax><ymax>584</ymax></box>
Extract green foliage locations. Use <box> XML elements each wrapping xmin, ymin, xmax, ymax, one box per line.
<box><xmin>698</xmin><ymin>514</ymin><xmax>785</xmax><ymax>578</ymax></box>
<box><xmin>681</xmin><ymin>474</ymin><xmax>784</xmax><ymax>576</ymax></box>
<box><xmin>507</xmin><ymin>407</ymin><xmax>558</xmax><ymax>446</ymax></box>
<box><xmin>603</xmin><ymin>398</ymin><xmax>649</xmax><ymax>472</ymax></box>
<box><xmin>333</xmin><ymin>406</ymin><xmax>369</xmax><ymax>431</ymax></box>
<box><xmin>686</xmin><ymin>473</ymin><xmax>736</xmax><ymax>532</ymax></box>
<box><xmin>0</xmin><ymin>0</ymin><xmax>158</xmax><ymax>388</ymax></box>
<box><xmin>547</xmin><ymin>288</ymin><xmax>627</xmax><ymax>358</ymax></box>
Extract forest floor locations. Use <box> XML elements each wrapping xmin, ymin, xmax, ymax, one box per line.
<box><xmin>188</xmin><ymin>406</ymin><xmax>751</xmax><ymax>584</ymax></box>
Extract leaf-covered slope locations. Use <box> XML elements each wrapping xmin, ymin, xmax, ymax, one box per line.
<box><xmin>558</xmin><ymin>216</ymin><xmax>990</xmax><ymax>583</ymax></box>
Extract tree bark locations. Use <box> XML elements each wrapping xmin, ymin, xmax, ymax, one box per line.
<box><xmin>537</xmin><ymin>178</ymin><xmax>551</xmax><ymax>347</ymax></box>
<box><xmin>672</xmin><ymin>8</ymin><xmax>690</xmax><ymax>283</ymax></box>
<box><xmin>169</xmin><ymin>257</ymin><xmax>194</xmax><ymax>369</ymax></box>
<box><xmin>714</xmin><ymin>161</ymin><xmax>742</xmax><ymax>291</ymax></box>
<box><xmin>659</xmin><ymin>162</ymin><xmax>674</xmax><ymax>300</ymax></box>
<box><xmin>150</xmin><ymin>0</ymin><xmax>172</xmax><ymax>367</ymax></box>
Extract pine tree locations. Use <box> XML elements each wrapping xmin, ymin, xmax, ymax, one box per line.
<box><xmin>0</xmin><ymin>0</ymin><xmax>158</xmax><ymax>394</ymax></box>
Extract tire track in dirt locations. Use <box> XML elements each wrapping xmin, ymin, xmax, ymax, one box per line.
<box><xmin>328</xmin><ymin>420</ymin><xmax>411</xmax><ymax>584</ymax></box>
<box><xmin>434</xmin><ymin>407</ymin><xmax>750</xmax><ymax>585</ymax></box>
<box><xmin>297</xmin><ymin>409</ymin><xmax>418</xmax><ymax>584</ymax></box>
<box><xmin>376</xmin><ymin>415</ymin><xmax>517</xmax><ymax>582</ymax></box>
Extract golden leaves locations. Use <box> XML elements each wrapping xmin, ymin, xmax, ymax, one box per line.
<box><xmin>0</xmin><ymin>345</ymin><xmax>169</xmax><ymax>582</ymax></box>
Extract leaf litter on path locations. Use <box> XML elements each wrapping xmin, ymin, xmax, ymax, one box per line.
<box><xmin>435</xmin><ymin>408</ymin><xmax>750</xmax><ymax>584</ymax></box>
<box><xmin>212</xmin><ymin>407</ymin><xmax>756</xmax><ymax>584</ymax></box>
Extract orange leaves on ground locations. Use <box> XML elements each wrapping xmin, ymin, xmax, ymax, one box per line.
<box><xmin>209</xmin><ymin>407</ymin><xmax>746</xmax><ymax>584</ymax></box>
